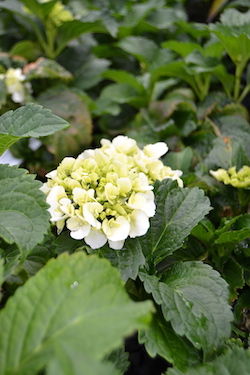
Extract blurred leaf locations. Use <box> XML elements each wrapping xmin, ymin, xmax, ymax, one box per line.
<box><xmin>99</xmin><ymin>83</ymin><xmax>146</xmax><ymax>108</ymax></box>
<box><xmin>162</xmin><ymin>41</ymin><xmax>202</xmax><ymax>58</ymax></box>
<box><xmin>146</xmin><ymin>7</ymin><xmax>187</xmax><ymax>29</ymax></box>
<box><xmin>0</xmin><ymin>103</ymin><xmax>69</xmax><ymax>155</ymax></box>
<box><xmin>163</xmin><ymin>147</ymin><xmax>194</xmax><ymax>175</ymax></box>
<box><xmin>73</xmin><ymin>57</ymin><xmax>110</xmax><ymax>90</ymax></box>
<box><xmin>0</xmin><ymin>252</ymin><xmax>153</xmax><ymax>375</ymax></box>
<box><xmin>10</xmin><ymin>40</ymin><xmax>41</xmax><ymax>61</ymax></box>
<box><xmin>57</xmin><ymin>20</ymin><xmax>107</xmax><ymax>52</ymax></box>
<box><xmin>37</xmin><ymin>87</ymin><xmax>92</xmax><ymax>161</ymax></box>
<box><xmin>24</xmin><ymin>58</ymin><xmax>72</xmax><ymax>81</ymax></box>
<box><xmin>117</xmin><ymin>36</ymin><xmax>160</xmax><ymax>66</ymax></box>
<box><xmin>0</xmin><ymin>164</ymin><xmax>50</xmax><ymax>259</ymax></box>
<box><xmin>0</xmin><ymin>79</ymin><xmax>7</xmax><ymax>109</ymax></box>
<box><xmin>102</xmin><ymin>70</ymin><xmax>145</xmax><ymax>92</ymax></box>
<box><xmin>47</xmin><ymin>344</ymin><xmax>119</xmax><ymax>375</ymax></box>
<box><xmin>209</xmin><ymin>10</ymin><xmax>250</xmax><ymax>67</ymax></box>
<box><xmin>140</xmin><ymin>261</ymin><xmax>233</xmax><ymax>352</ymax></box>
<box><xmin>121</xmin><ymin>0</ymin><xmax>165</xmax><ymax>28</ymax></box>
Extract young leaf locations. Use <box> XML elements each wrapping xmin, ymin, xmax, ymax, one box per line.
<box><xmin>140</xmin><ymin>179</ymin><xmax>212</xmax><ymax>263</ymax></box>
<box><xmin>139</xmin><ymin>311</ymin><xmax>200</xmax><ymax>370</ymax></box>
<box><xmin>0</xmin><ymin>252</ymin><xmax>153</xmax><ymax>375</ymax></box>
<box><xmin>0</xmin><ymin>164</ymin><xmax>50</xmax><ymax>259</ymax></box>
<box><xmin>167</xmin><ymin>347</ymin><xmax>250</xmax><ymax>375</ymax></box>
<box><xmin>140</xmin><ymin>261</ymin><xmax>233</xmax><ymax>353</ymax></box>
<box><xmin>0</xmin><ymin>103</ymin><xmax>69</xmax><ymax>155</ymax></box>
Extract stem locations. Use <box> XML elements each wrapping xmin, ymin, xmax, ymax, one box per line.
<box><xmin>237</xmin><ymin>83</ymin><xmax>250</xmax><ymax>104</ymax></box>
<box><xmin>234</xmin><ymin>62</ymin><xmax>244</xmax><ymax>102</ymax></box>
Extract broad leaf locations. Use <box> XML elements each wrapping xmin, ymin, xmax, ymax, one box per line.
<box><xmin>47</xmin><ymin>342</ymin><xmax>119</xmax><ymax>375</ymax></box>
<box><xmin>100</xmin><ymin>238</ymin><xmax>146</xmax><ymax>282</ymax></box>
<box><xmin>167</xmin><ymin>347</ymin><xmax>250</xmax><ymax>375</ymax></box>
<box><xmin>0</xmin><ymin>164</ymin><xmax>50</xmax><ymax>259</ymax></box>
<box><xmin>140</xmin><ymin>261</ymin><xmax>233</xmax><ymax>352</ymax></box>
<box><xmin>0</xmin><ymin>252</ymin><xmax>153</xmax><ymax>375</ymax></box>
<box><xmin>0</xmin><ymin>103</ymin><xmax>69</xmax><ymax>155</ymax></box>
<box><xmin>102</xmin><ymin>70</ymin><xmax>145</xmax><ymax>92</ymax></box>
<box><xmin>117</xmin><ymin>36</ymin><xmax>160</xmax><ymax>65</ymax></box>
<box><xmin>140</xmin><ymin>179</ymin><xmax>211</xmax><ymax>263</ymax></box>
<box><xmin>24</xmin><ymin>58</ymin><xmax>73</xmax><ymax>81</ymax></box>
<box><xmin>139</xmin><ymin>311</ymin><xmax>200</xmax><ymax>370</ymax></box>
<box><xmin>37</xmin><ymin>87</ymin><xmax>92</xmax><ymax>161</ymax></box>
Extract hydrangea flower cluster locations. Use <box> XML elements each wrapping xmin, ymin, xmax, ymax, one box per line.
<box><xmin>0</xmin><ymin>68</ymin><xmax>31</xmax><ymax>103</ymax></box>
<box><xmin>41</xmin><ymin>136</ymin><xmax>183</xmax><ymax>250</ymax></box>
<box><xmin>210</xmin><ymin>166</ymin><xmax>250</xmax><ymax>189</ymax></box>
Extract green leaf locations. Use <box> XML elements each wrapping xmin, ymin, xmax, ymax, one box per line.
<box><xmin>37</xmin><ymin>87</ymin><xmax>92</xmax><ymax>161</ymax></box>
<box><xmin>99</xmin><ymin>83</ymin><xmax>145</xmax><ymax>108</ymax></box>
<box><xmin>209</xmin><ymin>10</ymin><xmax>250</xmax><ymax>67</ymax></box>
<box><xmin>73</xmin><ymin>57</ymin><xmax>110</xmax><ymax>90</ymax></box>
<box><xmin>167</xmin><ymin>347</ymin><xmax>250</xmax><ymax>375</ymax></box>
<box><xmin>163</xmin><ymin>147</ymin><xmax>193</xmax><ymax>174</ymax></box>
<box><xmin>100</xmin><ymin>238</ymin><xmax>146</xmax><ymax>282</ymax></box>
<box><xmin>117</xmin><ymin>36</ymin><xmax>160</xmax><ymax>65</ymax></box>
<box><xmin>140</xmin><ymin>261</ymin><xmax>233</xmax><ymax>353</ymax></box>
<box><xmin>0</xmin><ymin>165</ymin><xmax>50</xmax><ymax>259</ymax></box>
<box><xmin>0</xmin><ymin>252</ymin><xmax>153</xmax><ymax>375</ymax></box>
<box><xmin>10</xmin><ymin>40</ymin><xmax>41</xmax><ymax>60</ymax></box>
<box><xmin>162</xmin><ymin>41</ymin><xmax>203</xmax><ymax>58</ymax></box>
<box><xmin>139</xmin><ymin>311</ymin><xmax>200</xmax><ymax>370</ymax></box>
<box><xmin>146</xmin><ymin>7</ymin><xmax>187</xmax><ymax>29</ymax></box>
<box><xmin>140</xmin><ymin>179</ymin><xmax>212</xmax><ymax>263</ymax></box>
<box><xmin>57</xmin><ymin>20</ymin><xmax>107</xmax><ymax>53</ymax></box>
<box><xmin>0</xmin><ymin>258</ymin><xmax>4</xmax><ymax>290</ymax></box>
<box><xmin>0</xmin><ymin>103</ymin><xmax>69</xmax><ymax>155</ymax></box>
<box><xmin>215</xmin><ymin>214</ymin><xmax>250</xmax><ymax>245</ymax></box>
<box><xmin>222</xmin><ymin>258</ymin><xmax>244</xmax><ymax>301</ymax></box>
<box><xmin>102</xmin><ymin>70</ymin><xmax>145</xmax><ymax>92</ymax></box>
<box><xmin>24</xmin><ymin>58</ymin><xmax>73</xmax><ymax>81</ymax></box>
<box><xmin>0</xmin><ymin>79</ymin><xmax>7</xmax><ymax>109</ymax></box>
<box><xmin>121</xmin><ymin>0</ymin><xmax>165</xmax><ymax>28</ymax></box>
<box><xmin>47</xmin><ymin>342</ymin><xmax>119</xmax><ymax>375</ymax></box>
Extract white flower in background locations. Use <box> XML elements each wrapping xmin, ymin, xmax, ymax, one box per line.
<box><xmin>41</xmin><ymin>136</ymin><xmax>183</xmax><ymax>250</ymax></box>
<box><xmin>0</xmin><ymin>67</ymin><xmax>31</xmax><ymax>103</ymax></box>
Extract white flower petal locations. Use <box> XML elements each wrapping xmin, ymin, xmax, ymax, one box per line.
<box><xmin>129</xmin><ymin>210</ymin><xmax>150</xmax><ymax>238</ymax></box>
<box><xmin>105</xmin><ymin>216</ymin><xmax>130</xmax><ymax>242</ymax></box>
<box><xmin>84</xmin><ymin>229</ymin><xmax>107</xmax><ymax>249</ymax></box>
<box><xmin>108</xmin><ymin>239</ymin><xmax>125</xmax><ymax>250</ymax></box>
<box><xmin>143</xmin><ymin>142</ymin><xmax>168</xmax><ymax>158</ymax></box>
<box><xmin>83</xmin><ymin>202</ymin><xmax>103</xmax><ymax>229</ymax></box>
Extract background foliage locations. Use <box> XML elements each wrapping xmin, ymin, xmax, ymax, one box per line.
<box><xmin>0</xmin><ymin>0</ymin><xmax>250</xmax><ymax>374</ymax></box>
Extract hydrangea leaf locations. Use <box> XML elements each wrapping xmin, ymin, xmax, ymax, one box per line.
<box><xmin>47</xmin><ymin>342</ymin><xmax>119</xmax><ymax>375</ymax></box>
<box><xmin>139</xmin><ymin>311</ymin><xmax>200</xmax><ymax>370</ymax></box>
<box><xmin>0</xmin><ymin>164</ymin><xmax>50</xmax><ymax>258</ymax></box>
<box><xmin>37</xmin><ymin>87</ymin><xmax>92</xmax><ymax>161</ymax></box>
<box><xmin>0</xmin><ymin>103</ymin><xmax>69</xmax><ymax>155</ymax></box>
<box><xmin>141</xmin><ymin>179</ymin><xmax>212</xmax><ymax>263</ymax></box>
<box><xmin>140</xmin><ymin>261</ymin><xmax>233</xmax><ymax>353</ymax></box>
<box><xmin>100</xmin><ymin>238</ymin><xmax>146</xmax><ymax>282</ymax></box>
<box><xmin>167</xmin><ymin>347</ymin><xmax>250</xmax><ymax>375</ymax></box>
<box><xmin>0</xmin><ymin>252</ymin><xmax>153</xmax><ymax>375</ymax></box>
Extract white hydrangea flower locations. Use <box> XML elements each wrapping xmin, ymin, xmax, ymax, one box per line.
<box><xmin>0</xmin><ymin>68</ymin><xmax>31</xmax><ymax>103</ymax></box>
<box><xmin>41</xmin><ymin>135</ymin><xmax>183</xmax><ymax>250</ymax></box>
